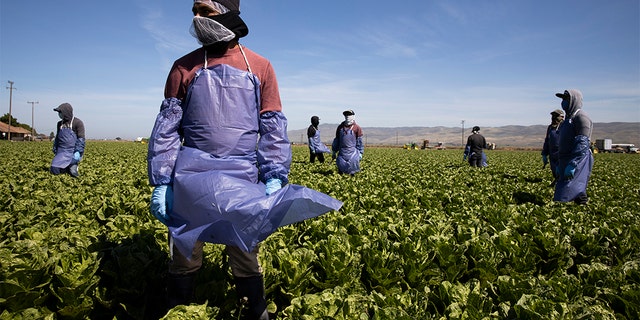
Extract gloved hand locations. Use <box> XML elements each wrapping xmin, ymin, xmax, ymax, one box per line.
<box><xmin>150</xmin><ymin>185</ymin><xmax>173</xmax><ymax>225</ymax></box>
<box><xmin>73</xmin><ymin>151</ymin><xmax>81</xmax><ymax>161</ymax></box>
<box><xmin>564</xmin><ymin>164</ymin><xmax>576</xmax><ymax>179</ymax></box>
<box><xmin>463</xmin><ymin>154</ymin><xmax>467</xmax><ymax>161</ymax></box>
<box><xmin>265</xmin><ymin>178</ymin><xmax>282</xmax><ymax>196</ymax></box>
<box><xmin>359</xmin><ymin>153</ymin><xmax>363</xmax><ymax>160</ymax></box>
<box><xmin>542</xmin><ymin>154</ymin><xmax>548</xmax><ymax>165</ymax></box>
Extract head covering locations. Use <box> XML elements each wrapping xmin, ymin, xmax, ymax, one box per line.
<box><xmin>472</xmin><ymin>126</ymin><xmax>480</xmax><ymax>133</ymax></box>
<box><xmin>342</xmin><ymin>109</ymin><xmax>355</xmax><ymax>116</ymax></box>
<box><xmin>551</xmin><ymin>109</ymin><xmax>564</xmax><ymax>116</ymax></box>
<box><xmin>194</xmin><ymin>0</ymin><xmax>239</xmax><ymax>12</ymax></box>
<box><xmin>555</xmin><ymin>89</ymin><xmax>583</xmax><ymax>117</ymax></box>
<box><xmin>53</xmin><ymin>103</ymin><xmax>74</xmax><ymax>123</ymax></box>
<box><xmin>311</xmin><ymin>116</ymin><xmax>320</xmax><ymax>123</ymax></box>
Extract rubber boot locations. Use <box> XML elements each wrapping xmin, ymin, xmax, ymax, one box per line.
<box><xmin>167</xmin><ymin>272</ymin><xmax>196</xmax><ymax>309</ymax></box>
<box><xmin>235</xmin><ymin>275</ymin><xmax>269</xmax><ymax>320</ymax></box>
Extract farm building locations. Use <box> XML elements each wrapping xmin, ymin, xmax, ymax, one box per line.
<box><xmin>0</xmin><ymin>122</ymin><xmax>32</xmax><ymax>141</ymax></box>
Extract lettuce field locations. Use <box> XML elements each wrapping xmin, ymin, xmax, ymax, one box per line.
<box><xmin>1</xmin><ymin>141</ymin><xmax>639</xmax><ymax>319</ymax></box>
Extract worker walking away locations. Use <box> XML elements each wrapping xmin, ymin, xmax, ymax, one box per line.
<box><xmin>307</xmin><ymin>115</ymin><xmax>330</xmax><ymax>163</ymax></box>
<box><xmin>50</xmin><ymin>103</ymin><xmax>85</xmax><ymax>177</ymax></box>
<box><xmin>553</xmin><ymin>89</ymin><xmax>593</xmax><ymax>204</ymax></box>
<box><xmin>332</xmin><ymin>109</ymin><xmax>364</xmax><ymax>175</ymax></box>
<box><xmin>463</xmin><ymin>126</ymin><xmax>486</xmax><ymax>167</ymax></box>
<box><xmin>542</xmin><ymin>109</ymin><xmax>564</xmax><ymax>186</ymax></box>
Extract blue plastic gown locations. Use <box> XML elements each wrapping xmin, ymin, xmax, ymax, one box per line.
<box><xmin>554</xmin><ymin>131</ymin><xmax>593</xmax><ymax>202</ymax></box>
<box><xmin>148</xmin><ymin>63</ymin><xmax>342</xmax><ymax>256</ymax></box>
<box><xmin>332</xmin><ymin>124</ymin><xmax>363</xmax><ymax>174</ymax></box>
<box><xmin>309</xmin><ymin>129</ymin><xmax>330</xmax><ymax>154</ymax></box>
<box><xmin>51</xmin><ymin>127</ymin><xmax>78</xmax><ymax>169</ymax></box>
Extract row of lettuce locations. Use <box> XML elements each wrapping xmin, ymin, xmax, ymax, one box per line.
<box><xmin>0</xmin><ymin>141</ymin><xmax>638</xmax><ymax>319</ymax></box>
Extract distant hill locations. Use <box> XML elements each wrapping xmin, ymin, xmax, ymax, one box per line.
<box><xmin>288</xmin><ymin>122</ymin><xmax>640</xmax><ymax>149</ymax></box>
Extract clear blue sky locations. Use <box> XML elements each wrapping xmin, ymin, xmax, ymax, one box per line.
<box><xmin>1</xmin><ymin>0</ymin><xmax>639</xmax><ymax>139</ymax></box>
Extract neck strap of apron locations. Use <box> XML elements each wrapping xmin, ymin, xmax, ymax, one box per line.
<box><xmin>203</xmin><ymin>44</ymin><xmax>253</xmax><ymax>74</ymax></box>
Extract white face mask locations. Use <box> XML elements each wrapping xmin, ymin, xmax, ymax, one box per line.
<box><xmin>190</xmin><ymin>16</ymin><xmax>235</xmax><ymax>46</ymax></box>
<box><xmin>344</xmin><ymin>115</ymin><xmax>355</xmax><ymax>126</ymax></box>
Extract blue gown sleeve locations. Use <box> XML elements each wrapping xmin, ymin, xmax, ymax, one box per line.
<box><xmin>356</xmin><ymin>136</ymin><xmax>364</xmax><ymax>155</ymax></box>
<box><xmin>568</xmin><ymin>135</ymin><xmax>590</xmax><ymax>168</ymax></box>
<box><xmin>257</xmin><ymin>111</ymin><xmax>291</xmax><ymax>185</ymax></box>
<box><xmin>74</xmin><ymin>137</ymin><xmax>86</xmax><ymax>155</ymax></box>
<box><xmin>147</xmin><ymin>98</ymin><xmax>183</xmax><ymax>186</ymax></box>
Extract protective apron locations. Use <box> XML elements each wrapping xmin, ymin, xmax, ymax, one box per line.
<box><xmin>51</xmin><ymin>122</ymin><xmax>77</xmax><ymax>169</ymax></box>
<box><xmin>164</xmin><ymin>50</ymin><xmax>342</xmax><ymax>257</ymax></box>
<box><xmin>553</xmin><ymin>113</ymin><xmax>593</xmax><ymax>202</ymax></box>
<box><xmin>309</xmin><ymin>129</ymin><xmax>330</xmax><ymax>154</ymax></box>
<box><xmin>335</xmin><ymin>126</ymin><xmax>361</xmax><ymax>174</ymax></box>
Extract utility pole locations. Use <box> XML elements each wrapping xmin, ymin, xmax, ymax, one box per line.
<box><xmin>6</xmin><ymin>81</ymin><xmax>16</xmax><ymax>141</ymax></box>
<box><xmin>28</xmin><ymin>101</ymin><xmax>39</xmax><ymax>140</ymax></box>
<box><xmin>461</xmin><ymin>120</ymin><xmax>465</xmax><ymax>146</ymax></box>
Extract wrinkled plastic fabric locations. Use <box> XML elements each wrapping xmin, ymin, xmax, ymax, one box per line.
<box><xmin>168</xmin><ymin>146</ymin><xmax>343</xmax><ymax>256</ymax></box>
<box><xmin>148</xmin><ymin>63</ymin><xmax>340</xmax><ymax>257</ymax></box>
<box><xmin>554</xmin><ymin>129</ymin><xmax>593</xmax><ymax>202</ymax></box>
<box><xmin>51</xmin><ymin>127</ymin><xmax>78</xmax><ymax>169</ymax></box>
<box><xmin>181</xmin><ymin>64</ymin><xmax>290</xmax><ymax>184</ymax></box>
<box><xmin>148</xmin><ymin>98</ymin><xmax>183</xmax><ymax>186</ymax></box>
<box><xmin>74</xmin><ymin>137</ymin><xmax>86</xmax><ymax>155</ymax></box>
<box><xmin>332</xmin><ymin>126</ymin><xmax>362</xmax><ymax>174</ymax></box>
<box><xmin>309</xmin><ymin>129</ymin><xmax>330</xmax><ymax>154</ymax></box>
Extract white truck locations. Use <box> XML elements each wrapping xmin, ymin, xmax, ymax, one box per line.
<box><xmin>595</xmin><ymin>139</ymin><xmax>639</xmax><ymax>153</ymax></box>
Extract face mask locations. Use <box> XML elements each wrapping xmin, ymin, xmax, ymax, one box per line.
<box><xmin>58</xmin><ymin>112</ymin><xmax>63</xmax><ymax>119</ymax></box>
<box><xmin>561</xmin><ymin>99</ymin><xmax>570</xmax><ymax>112</ymax></box>
<box><xmin>344</xmin><ymin>115</ymin><xmax>355</xmax><ymax>126</ymax></box>
<box><xmin>191</xmin><ymin>15</ymin><xmax>235</xmax><ymax>46</ymax></box>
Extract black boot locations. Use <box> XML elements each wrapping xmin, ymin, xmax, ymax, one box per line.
<box><xmin>235</xmin><ymin>275</ymin><xmax>269</xmax><ymax>320</ymax></box>
<box><xmin>167</xmin><ymin>272</ymin><xmax>196</xmax><ymax>309</ymax></box>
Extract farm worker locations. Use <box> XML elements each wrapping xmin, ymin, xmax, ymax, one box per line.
<box><xmin>332</xmin><ymin>109</ymin><xmax>364</xmax><ymax>175</ymax></box>
<box><xmin>50</xmin><ymin>103</ymin><xmax>85</xmax><ymax>177</ymax></box>
<box><xmin>463</xmin><ymin>126</ymin><xmax>487</xmax><ymax>167</ymax></box>
<box><xmin>307</xmin><ymin>115</ymin><xmax>331</xmax><ymax>163</ymax></box>
<box><xmin>553</xmin><ymin>89</ymin><xmax>593</xmax><ymax>204</ymax></box>
<box><xmin>542</xmin><ymin>109</ymin><xmax>565</xmax><ymax>186</ymax></box>
<box><xmin>146</xmin><ymin>0</ymin><xmax>341</xmax><ymax>318</ymax></box>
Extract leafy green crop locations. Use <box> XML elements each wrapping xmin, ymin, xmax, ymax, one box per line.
<box><xmin>1</xmin><ymin>141</ymin><xmax>639</xmax><ymax>319</ymax></box>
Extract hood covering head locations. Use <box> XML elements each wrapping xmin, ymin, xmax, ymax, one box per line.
<box><xmin>555</xmin><ymin>89</ymin><xmax>583</xmax><ymax>117</ymax></box>
<box><xmin>311</xmin><ymin>116</ymin><xmax>320</xmax><ymax>126</ymax></box>
<box><xmin>194</xmin><ymin>0</ymin><xmax>239</xmax><ymax>12</ymax></box>
<box><xmin>53</xmin><ymin>103</ymin><xmax>74</xmax><ymax>123</ymax></box>
<box><xmin>472</xmin><ymin>126</ymin><xmax>480</xmax><ymax>133</ymax></box>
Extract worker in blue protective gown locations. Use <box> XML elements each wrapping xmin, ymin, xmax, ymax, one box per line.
<box><xmin>50</xmin><ymin>103</ymin><xmax>85</xmax><ymax>177</ymax></box>
<box><xmin>542</xmin><ymin>109</ymin><xmax>564</xmax><ymax>186</ymax></box>
<box><xmin>332</xmin><ymin>109</ymin><xmax>364</xmax><ymax>175</ymax></box>
<box><xmin>553</xmin><ymin>89</ymin><xmax>593</xmax><ymax>204</ymax></box>
<box><xmin>307</xmin><ymin>116</ymin><xmax>331</xmax><ymax>163</ymax></box>
<box><xmin>146</xmin><ymin>0</ymin><xmax>342</xmax><ymax>317</ymax></box>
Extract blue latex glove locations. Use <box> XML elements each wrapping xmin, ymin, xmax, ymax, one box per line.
<box><xmin>564</xmin><ymin>164</ymin><xmax>576</xmax><ymax>179</ymax></box>
<box><xmin>73</xmin><ymin>151</ymin><xmax>81</xmax><ymax>161</ymax></box>
<box><xmin>150</xmin><ymin>185</ymin><xmax>173</xmax><ymax>225</ymax></box>
<box><xmin>265</xmin><ymin>178</ymin><xmax>282</xmax><ymax>196</ymax></box>
<box><xmin>542</xmin><ymin>154</ymin><xmax>548</xmax><ymax>165</ymax></box>
<box><xmin>359</xmin><ymin>153</ymin><xmax>363</xmax><ymax>160</ymax></box>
